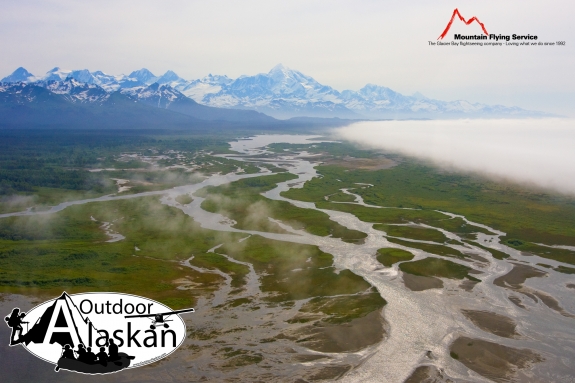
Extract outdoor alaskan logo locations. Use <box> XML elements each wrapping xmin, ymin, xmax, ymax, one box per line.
<box><xmin>4</xmin><ymin>292</ymin><xmax>194</xmax><ymax>374</ymax></box>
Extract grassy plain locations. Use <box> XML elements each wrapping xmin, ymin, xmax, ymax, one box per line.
<box><xmin>197</xmin><ymin>173</ymin><xmax>367</xmax><ymax>242</ymax></box>
<box><xmin>399</xmin><ymin>258</ymin><xmax>479</xmax><ymax>281</ymax></box>
<box><xmin>0</xmin><ymin>195</ymin><xmax>243</xmax><ymax>307</ymax></box>
<box><xmin>374</xmin><ymin>224</ymin><xmax>448</xmax><ymax>242</ymax></box>
<box><xmin>294</xmin><ymin>291</ymin><xmax>386</xmax><ymax>324</ymax></box>
<box><xmin>280</xmin><ymin>143</ymin><xmax>575</xmax><ymax>264</ymax></box>
<box><xmin>0</xmin><ymin>194</ymin><xmax>379</xmax><ymax>317</ymax></box>
<box><xmin>0</xmin><ymin>132</ymin><xmax>388</xmax><ymax>350</ymax></box>
<box><xmin>502</xmin><ymin>239</ymin><xmax>575</xmax><ymax>265</ymax></box>
<box><xmin>218</xmin><ymin>235</ymin><xmax>372</xmax><ymax>302</ymax></box>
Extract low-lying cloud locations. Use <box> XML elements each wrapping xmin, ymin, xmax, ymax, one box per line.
<box><xmin>336</xmin><ymin>119</ymin><xmax>575</xmax><ymax>195</ymax></box>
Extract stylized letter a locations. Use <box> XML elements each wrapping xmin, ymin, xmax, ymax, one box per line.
<box><xmin>43</xmin><ymin>300</ymin><xmax>81</xmax><ymax>346</ymax></box>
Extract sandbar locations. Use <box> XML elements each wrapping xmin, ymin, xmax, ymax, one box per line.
<box><xmin>450</xmin><ymin>336</ymin><xmax>542</xmax><ymax>382</ymax></box>
<box><xmin>286</xmin><ymin>310</ymin><xmax>386</xmax><ymax>353</ymax></box>
<box><xmin>461</xmin><ymin>310</ymin><xmax>519</xmax><ymax>338</ymax></box>
<box><xmin>493</xmin><ymin>263</ymin><xmax>547</xmax><ymax>289</ymax></box>
<box><xmin>403</xmin><ymin>273</ymin><xmax>443</xmax><ymax>291</ymax></box>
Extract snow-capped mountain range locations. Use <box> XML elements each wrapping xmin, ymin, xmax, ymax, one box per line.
<box><xmin>1</xmin><ymin>65</ymin><xmax>550</xmax><ymax>119</ymax></box>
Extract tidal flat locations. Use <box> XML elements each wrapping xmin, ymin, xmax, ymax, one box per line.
<box><xmin>450</xmin><ymin>337</ymin><xmax>543</xmax><ymax>383</ymax></box>
<box><xmin>461</xmin><ymin>310</ymin><xmax>520</xmax><ymax>339</ymax></box>
<box><xmin>1</xmin><ymin>131</ymin><xmax>574</xmax><ymax>382</ymax></box>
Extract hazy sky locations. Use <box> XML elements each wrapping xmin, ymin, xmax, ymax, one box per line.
<box><xmin>1</xmin><ymin>0</ymin><xmax>573</xmax><ymax>115</ymax></box>
<box><xmin>337</xmin><ymin>119</ymin><xmax>575</xmax><ymax>195</ymax></box>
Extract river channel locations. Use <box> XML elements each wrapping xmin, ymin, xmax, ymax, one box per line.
<box><xmin>1</xmin><ymin>134</ymin><xmax>574</xmax><ymax>382</ymax></box>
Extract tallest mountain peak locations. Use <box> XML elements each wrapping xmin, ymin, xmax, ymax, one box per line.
<box><xmin>270</xmin><ymin>63</ymin><xmax>288</xmax><ymax>73</ymax></box>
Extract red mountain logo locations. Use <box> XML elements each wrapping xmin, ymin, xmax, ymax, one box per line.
<box><xmin>438</xmin><ymin>8</ymin><xmax>489</xmax><ymax>39</ymax></box>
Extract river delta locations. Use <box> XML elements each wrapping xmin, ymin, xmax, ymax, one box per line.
<box><xmin>1</xmin><ymin>134</ymin><xmax>574</xmax><ymax>382</ymax></box>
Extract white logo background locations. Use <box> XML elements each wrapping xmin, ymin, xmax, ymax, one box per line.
<box><xmin>21</xmin><ymin>292</ymin><xmax>187</xmax><ymax>368</ymax></box>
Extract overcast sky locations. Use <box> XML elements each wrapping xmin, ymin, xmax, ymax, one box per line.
<box><xmin>1</xmin><ymin>0</ymin><xmax>573</xmax><ymax>115</ymax></box>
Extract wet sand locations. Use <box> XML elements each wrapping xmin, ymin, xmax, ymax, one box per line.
<box><xmin>494</xmin><ymin>264</ymin><xmax>574</xmax><ymax>317</ymax></box>
<box><xmin>459</xmin><ymin>280</ymin><xmax>478</xmax><ymax>292</ymax></box>
<box><xmin>402</xmin><ymin>273</ymin><xmax>443</xmax><ymax>291</ymax></box>
<box><xmin>307</xmin><ymin>365</ymin><xmax>352</xmax><ymax>381</ymax></box>
<box><xmin>286</xmin><ymin>310</ymin><xmax>386</xmax><ymax>353</ymax></box>
<box><xmin>508</xmin><ymin>295</ymin><xmax>526</xmax><ymax>309</ymax></box>
<box><xmin>493</xmin><ymin>263</ymin><xmax>547</xmax><ymax>289</ymax></box>
<box><xmin>531</xmin><ymin>290</ymin><xmax>575</xmax><ymax>318</ymax></box>
<box><xmin>450</xmin><ymin>336</ymin><xmax>543</xmax><ymax>383</ymax></box>
<box><xmin>403</xmin><ymin>365</ymin><xmax>461</xmax><ymax>383</ymax></box>
<box><xmin>461</xmin><ymin>310</ymin><xmax>520</xmax><ymax>338</ymax></box>
<box><xmin>465</xmin><ymin>253</ymin><xmax>489</xmax><ymax>264</ymax></box>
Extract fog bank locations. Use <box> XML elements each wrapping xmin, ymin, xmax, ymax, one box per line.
<box><xmin>335</xmin><ymin>119</ymin><xmax>575</xmax><ymax>195</ymax></box>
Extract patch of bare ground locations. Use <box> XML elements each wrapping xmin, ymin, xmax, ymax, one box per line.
<box><xmin>404</xmin><ymin>365</ymin><xmax>462</xmax><ymax>383</ymax></box>
<box><xmin>508</xmin><ymin>296</ymin><xmax>526</xmax><ymax>309</ymax></box>
<box><xmin>307</xmin><ymin>365</ymin><xmax>352</xmax><ymax>381</ymax></box>
<box><xmin>459</xmin><ymin>280</ymin><xmax>478</xmax><ymax>292</ymax></box>
<box><xmin>530</xmin><ymin>290</ymin><xmax>575</xmax><ymax>318</ymax></box>
<box><xmin>465</xmin><ymin>253</ymin><xmax>489</xmax><ymax>264</ymax></box>
<box><xmin>461</xmin><ymin>310</ymin><xmax>520</xmax><ymax>338</ymax></box>
<box><xmin>493</xmin><ymin>263</ymin><xmax>547</xmax><ymax>289</ymax></box>
<box><xmin>283</xmin><ymin>310</ymin><xmax>386</xmax><ymax>353</ymax></box>
<box><xmin>450</xmin><ymin>336</ymin><xmax>543</xmax><ymax>383</ymax></box>
<box><xmin>403</xmin><ymin>273</ymin><xmax>443</xmax><ymax>291</ymax></box>
<box><xmin>292</xmin><ymin>354</ymin><xmax>331</xmax><ymax>363</ymax></box>
<box><xmin>494</xmin><ymin>263</ymin><xmax>574</xmax><ymax>317</ymax></box>
<box><xmin>567</xmin><ymin>283</ymin><xmax>575</xmax><ymax>289</ymax></box>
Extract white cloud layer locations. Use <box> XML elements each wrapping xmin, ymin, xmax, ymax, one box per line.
<box><xmin>336</xmin><ymin>119</ymin><xmax>575</xmax><ymax>195</ymax></box>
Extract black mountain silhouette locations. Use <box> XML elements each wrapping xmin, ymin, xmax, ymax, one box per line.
<box><xmin>20</xmin><ymin>292</ymin><xmax>89</xmax><ymax>348</ymax></box>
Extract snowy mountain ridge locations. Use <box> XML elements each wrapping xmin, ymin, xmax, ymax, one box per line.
<box><xmin>1</xmin><ymin>65</ymin><xmax>551</xmax><ymax>119</ymax></box>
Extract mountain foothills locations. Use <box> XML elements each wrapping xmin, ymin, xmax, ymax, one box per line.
<box><xmin>0</xmin><ymin>65</ymin><xmax>550</xmax><ymax>128</ymax></box>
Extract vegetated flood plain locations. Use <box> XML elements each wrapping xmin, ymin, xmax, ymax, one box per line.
<box><xmin>0</xmin><ymin>132</ymin><xmax>574</xmax><ymax>382</ymax></box>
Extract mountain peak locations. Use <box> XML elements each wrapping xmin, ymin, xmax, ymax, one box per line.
<box><xmin>66</xmin><ymin>69</ymin><xmax>97</xmax><ymax>84</ymax></box>
<box><xmin>128</xmin><ymin>68</ymin><xmax>157</xmax><ymax>84</ymax></box>
<box><xmin>201</xmin><ymin>73</ymin><xmax>232</xmax><ymax>84</ymax></box>
<box><xmin>1</xmin><ymin>67</ymin><xmax>35</xmax><ymax>83</ymax></box>
<box><xmin>41</xmin><ymin>67</ymin><xmax>72</xmax><ymax>82</ymax></box>
<box><xmin>269</xmin><ymin>63</ymin><xmax>289</xmax><ymax>73</ymax></box>
<box><xmin>157</xmin><ymin>70</ymin><xmax>182</xmax><ymax>84</ymax></box>
<box><xmin>13</xmin><ymin>67</ymin><xmax>33</xmax><ymax>76</ymax></box>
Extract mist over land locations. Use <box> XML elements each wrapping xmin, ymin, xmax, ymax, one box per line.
<box><xmin>337</xmin><ymin>119</ymin><xmax>575</xmax><ymax>195</ymax></box>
